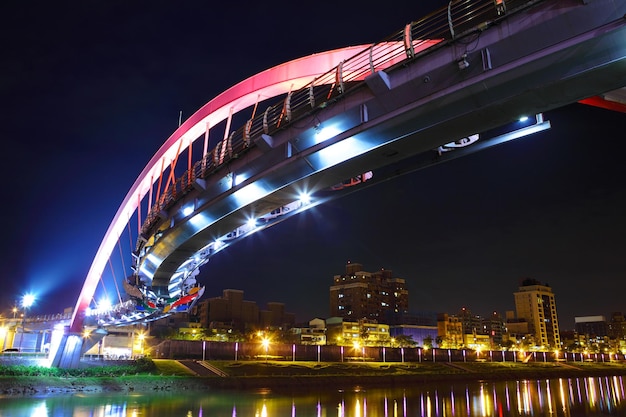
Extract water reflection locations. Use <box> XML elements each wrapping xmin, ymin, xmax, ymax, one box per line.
<box><xmin>1</xmin><ymin>376</ymin><xmax>625</xmax><ymax>416</ymax></box>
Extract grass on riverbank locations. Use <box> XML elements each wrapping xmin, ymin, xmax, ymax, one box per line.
<box><xmin>2</xmin><ymin>358</ymin><xmax>626</xmax><ymax>396</ymax></box>
<box><xmin>0</xmin><ymin>357</ymin><xmax>156</xmax><ymax>377</ymax></box>
<box><xmin>151</xmin><ymin>360</ymin><xmax>197</xmax><ymax>376</ymax></box>
<box><xmin>204</xmin><ymin>360</ymin><xmax>461</xmax><ymax>377</ymax></box>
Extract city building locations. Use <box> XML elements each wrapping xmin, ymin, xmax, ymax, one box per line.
<box><xmin>574</xmin><ymin>316</ymin><xmax>608</xmax><ymax>339</ymax></box>
<box><xmin>329</xmin><ymin>261</ymin><xmax>409</xmax><ymax>323</ymax></box>
<box><xmin>326</xmin><ymin>317</ymin><xmax>390</xmax><ymax>347</ymax></box>
<box><xmin>199</xmin><ymin>289</ymin><xmax>259</xmax><ymax>331</ymax></box>
<box><xmin>608</xmin><ymin>312</ymin><xmax>626</xmax><ymax>341</ymax></box>
<box><xmin>574</xmin><ymin>315</ymin><xmax>609</xmax><ymax>351</ymax></box>
<box><xmin>486</xmin><ymin>311</ymin><xmax>507</xmax><ymax>346</ymax></box>
<box><xmin>388</xmin><ymin>310</ymin><xmax>438</xmax><ymax>347</ymax></box>
<box><xmin>513</xmin><ymin>278</ymin><xmax>561</xmax><ymax>348</ymax></box>
<box><xmin>259</xmin><ymin>302</ymin><xmax>296</xmax><ymax>330</ymax></box>
<box><xmin>152</xmin><ymin>289</ymin><xmax>295</xmax><ymax>337</ymax></box>
<box><xmin>389</xmin><ymin>324</ymin><xmax>438</xmax><ymax>347</ymax></box>
<box><xmin>437</xmin><ymin>313</ymin><xmax>464</xmax><ymax>348</ymax></box>
<box><xmin>458</xmin><ymin>307</ymin><xmax>483</xmax><ymax>336</ymax></box>
<box><xmin>437</xmin><ymin>309</ymin><xmax>503</xmax><ymax>350</ymax></box>
<box><xmin>504</xmin><ymin>310</ymin><xmax>531</xmax><ymax>348</ymax></box>
<box><xmin>290</xmin><ymin>318</ymin><xmax>327</xmax><ymax>345</ymax></box>
<box><xmin>462</xmin><ymin>333</ymin><xmax>492</xmax><ymax>352</ymax></box>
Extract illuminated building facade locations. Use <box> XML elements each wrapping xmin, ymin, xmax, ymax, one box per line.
<box><xmin>329</xmin><ymin>261</ymin><xmax>409</xmax><ymax>323</ymax></box>
<box><xmin>513</xmin><ymin>279</ymin><xmax>561</xmax><ymax>348</ymax></box>
<box><xmin>437</xmin><ymin>313</ymin><xmax>464</xmax><ymax>348</ymax></box>
<box><xmin>326</xmin><ymin>317</ymin><xmax>390</xmax><ymax>347</ymax></box>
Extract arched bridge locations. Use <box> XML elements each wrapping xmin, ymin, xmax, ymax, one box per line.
<box><xmin>52</xmin><ymin>0</ymin><xmax>626</xmax><ymax>367</ymax></box>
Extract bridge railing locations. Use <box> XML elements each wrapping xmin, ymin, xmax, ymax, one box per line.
<box><xmin>138</xmin><ymin>0</ymin><xmax>543</xmax><ymax>243</ymax></box>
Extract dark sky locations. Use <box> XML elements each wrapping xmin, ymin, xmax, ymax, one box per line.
<box><xmin>1</xmin><ymin>1</ymin><xmax>624</xmax><ymax>330</ymax></box>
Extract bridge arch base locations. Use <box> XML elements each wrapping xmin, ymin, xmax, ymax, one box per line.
<box><xmin>50</xmin><ymin>329</ymin><xmax>84</xmax><ymax>369</ymax></box>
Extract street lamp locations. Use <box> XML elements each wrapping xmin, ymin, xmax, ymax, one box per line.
<box><xmin>22</xmin><ymin>294</ymin><xmax>35</xmax><ymax>309</ymax></box>
<box><xmin>135</xmin><ymin>331</ymin><xmax>145</xmax><ymax>358</ymax></box>
<box><xmin>261</xmin><ymin>337</ymin><xmax>270</xmax><ymax>362</ymax></box>
<box><xmin>18</xmin><ymin>294</ymin><xmax>35</xmax><ymax>352</ymax></box>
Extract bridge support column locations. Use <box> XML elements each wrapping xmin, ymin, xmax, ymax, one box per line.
<box><xmin>50</xmin><ymin>326</ymin><xmax>84</xmax><ymax>368</ymax></box>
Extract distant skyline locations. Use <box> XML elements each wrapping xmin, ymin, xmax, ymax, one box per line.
<box><xmin>1</xmin><ymin>1</ymin><xmax>624</xmax><ymax>331</ymax></box>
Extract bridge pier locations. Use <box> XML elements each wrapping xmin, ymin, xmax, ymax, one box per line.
<box><xmin>49</xmin><ymin>326</ymin><xmax>106</xmax><ymax>368</ymax></box>
<box><xmin>50</xmin><ymin>327</ymin><xmax>84</xmax><ymax>368</ymax></box>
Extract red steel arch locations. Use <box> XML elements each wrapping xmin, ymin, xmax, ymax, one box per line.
<box><xmin>70</xmin><ymin>45</ymin><xmax>396</xmax><ymax>332</ymax></box>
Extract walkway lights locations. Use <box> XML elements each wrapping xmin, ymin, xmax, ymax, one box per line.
<box><xmin>353</xmin><ymin>341</ymin><xmax>364</xmax><ymax>361</ymax></box>
<box><xmin>137</xmin><ymin>332</ymin><xmax>145</xmax><ymax>357</ymax></box>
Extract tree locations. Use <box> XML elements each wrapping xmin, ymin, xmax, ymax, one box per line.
<box><xmin>423</xmin><ymin>336</ymin><xmax>433</xmax><ymax>349</ymax></box>
<box><xmin>360</xmin><ymin>327</ymin><xmax>370</xmax><ymax>345</ymax></box>
<box><xmin>435</xmin><ymin>336</ymin><xmax>444</xmax><ymax>347</ymax></box>
<box><xmin>500</xmin><ymin>339</ymin><xmax>514</xmax><ymax>351</ymax></box>
<box><xmin>394</xmin><ymin>335</ymin><xmax>417</xmax><ymax>348</ymax></box>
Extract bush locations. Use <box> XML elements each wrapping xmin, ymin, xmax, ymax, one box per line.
<box><xmin>0</xmin><ymin>358</ymin><xmax>157</xmax><ymax>377</ymax></box>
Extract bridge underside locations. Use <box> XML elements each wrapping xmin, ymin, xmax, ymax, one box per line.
<box><xmin>139</xmin><ymin>0</ymin><xmax>626</xmax><ymax>294</ymax></box>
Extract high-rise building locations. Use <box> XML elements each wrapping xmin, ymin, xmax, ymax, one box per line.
<box><xmin>513</xmin><ymin>278</ymin><xmax>561</xmax><ymax>348</ymax></box>
<box><xmin>486</xmin><ymin>311</ymin><xmax>506</xmax><ymax>346</ymax></box>
<box><xmin>608</xmin><ymin>312</ymin><xmax>626</xmax><ymax>340</ymax></box>
<box><xmin>458</xmin><ymin>307</ymin><xmax>484</xmax><ymax>335</ymax></box>
<box><xmin>574</xmin><ymin>316</ymin><xmax>608</xmax><ymax>339</ymax></box>
<box><xmin>329</xmin><ymin>261</ymin><xmax>409</xmax><ymax>323</ymax></box>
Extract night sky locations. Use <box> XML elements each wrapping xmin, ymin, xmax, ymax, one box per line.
<box><xmin>2</xmin><ymin>1</ymin><xmax>624</xmax><ymax>330</ymax></box>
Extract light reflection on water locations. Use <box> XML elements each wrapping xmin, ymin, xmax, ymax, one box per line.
<box><xmin>1</xmin><ymin>376</ymin><xmax>625</xmax><ymax>416</ymax></box>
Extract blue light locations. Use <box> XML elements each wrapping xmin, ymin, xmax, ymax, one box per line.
<box><xmin>22</xmin><ymin>293</ymin><xmax>36</xmax><ymax>308</ymax></box>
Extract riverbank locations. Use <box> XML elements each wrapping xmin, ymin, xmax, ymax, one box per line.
<box><xmin>2</xmin><ymin>359</ymin><xmax>626</xmax><ymax>396</ymax></box>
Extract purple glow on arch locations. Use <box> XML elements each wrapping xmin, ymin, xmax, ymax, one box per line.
<box><xmin>70</xmin><ymin>45</ymin><xmax>375</xmax><ymax>332</ymax></box>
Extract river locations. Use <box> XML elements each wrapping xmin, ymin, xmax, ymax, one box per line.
<box><xmin>1</xmin><ymin>375</ymin><xmax>624</xmax><ymax>416</ymax></box>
